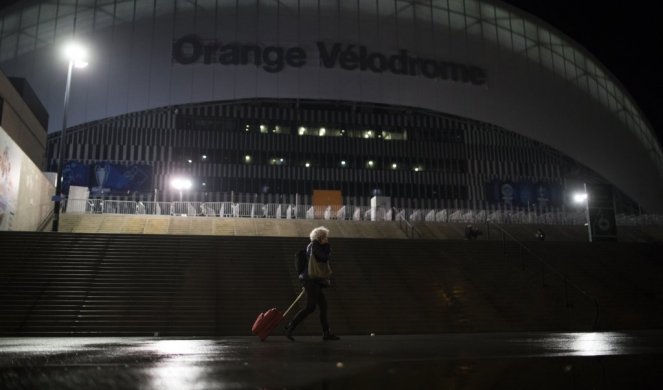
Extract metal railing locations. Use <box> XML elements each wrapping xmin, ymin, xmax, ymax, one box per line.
<box><xmin>36</xmin><ymin>209</ymin><xmax>55</xmax><ymax>232</ymax></box>
<box><xmin>60</xmin><ymin>199</ymin><xmax>663</xmax><ymax>227</ymax></box>
<box><xmin>397</xmin><ymin>216</ymin><xmax>423</xmax><ymax>239</ymax></box>
<box><xmin>488</xmin><ymin>220</ymin><xmax>600</xmax><ymax>330</ymax></box>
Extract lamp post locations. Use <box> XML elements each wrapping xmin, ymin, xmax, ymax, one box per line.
<box><xmin>171</xmin><ymin>177</ymin><xmax>192</xmax><ymax>202</ymax></box>
<box><xmin>52</xmin><ymin>42</ymin><xmax>89</xmax><ymax>232</ymax></box>
<box><xmin>573</xmin><ymin>185</ymin><xmax>591</xmax><ymax>242</ymax></box>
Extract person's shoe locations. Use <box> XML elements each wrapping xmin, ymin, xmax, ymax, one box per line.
<box><xmin>322</xmin><ymin>331</ymin><xmax>340</xmax><ymax>341</ymax></box>
<box><xmin>285</xmin><ymin>325</ymin><xmax>295</xmax><ymax>342</ymax></box>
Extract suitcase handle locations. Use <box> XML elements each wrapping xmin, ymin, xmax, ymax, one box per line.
<box><xmin>283</xmin><ymin>288</ymin><xmax>305</xmax><ymax>318</ymax></box>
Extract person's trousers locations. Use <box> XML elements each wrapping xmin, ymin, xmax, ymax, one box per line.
<box><xmin>288</xmin><ymin>280</ymin><xmax>329</xmax><ymax>332</ymax></box>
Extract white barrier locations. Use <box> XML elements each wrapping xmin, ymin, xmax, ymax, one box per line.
<box><xmin>61</xmin><ymin>199</ymin><xmax>663</xmax><ymax>226</ymax></box>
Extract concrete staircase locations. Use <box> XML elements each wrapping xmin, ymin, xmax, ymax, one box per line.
<box><xmin>1</xmin><ymin>232</ymin><xmax>661</xmax><ymax>336</ymax></box>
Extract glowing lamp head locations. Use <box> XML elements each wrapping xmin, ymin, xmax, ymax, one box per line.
<box><xmin>171</xmin><ymin>178</ymin><xmax>193</xmax><ymax>190</ymax></box>
<box><xmin>64</xmin><ymin>42</ymin><xmax>89</xmax><ymax>68</ymax></box>
<box><xmin>573</xmin><ymin>193</ymin><xmax>588</xmax><ymax>203</ymax></box>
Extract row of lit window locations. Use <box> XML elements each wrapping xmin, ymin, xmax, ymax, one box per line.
<box><xmin>183</xmin><ymin>154</ymin><xmax>425</xmax><ymax>171</ymax></box>
<box><xmin>180</xmin><ymin>116</ymin><xmax>465</xmax><ymax>143</ymax></box>
<box><xmin>242</xmin><ymin>154</ymin><xmax>424</xmax><ymax>171</ymax></box>
<box><xmin>244</xmin><ymin>123</ymin><xmax>406</xmax><ymax>140</ymax></box>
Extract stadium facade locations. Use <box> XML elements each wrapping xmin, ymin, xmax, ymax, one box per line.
<box><xmin>0</xmin><ymin>0</ymin><xmax>661</xmax><ymax>211</ymax></box>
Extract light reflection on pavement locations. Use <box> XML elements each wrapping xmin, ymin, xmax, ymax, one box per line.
<box><xmin>1</xmin><ymin>331</ymin><xmax>663</xmax><ymax>389</ymax></box>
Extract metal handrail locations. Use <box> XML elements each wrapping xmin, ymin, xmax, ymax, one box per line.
<box><xmin>487</xmin><ymin>220</ymin><xmax>600</xmax><ymax>330</ymax></box>
<box><xmin>36</xmin><ymin>209</ymin><xmax>55</xmax><ymax>232</ymax></box>
<box><xmin>397</xmin><ymin>217</ymin><xmax>423</xmax><ymax>239</ymax></box>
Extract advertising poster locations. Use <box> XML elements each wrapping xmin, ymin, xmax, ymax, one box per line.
<box><xmin>586</xmin><ymin>183</ymin><xmax>617</xmax><ymax>241</ymax></box>
<box><xmin>62</xmin><ymin>161</ymin><xmax>153</xmax><ymax>196</ymax></box>
<box><xmin>0</xmin><ymin>128</ymin><xmax>22</xmax><ymax>230</ymax></box>
<box><xmin>486</xmin><ymin>180</ymin><xmax>562</xmax><ymax>207</ymax></box>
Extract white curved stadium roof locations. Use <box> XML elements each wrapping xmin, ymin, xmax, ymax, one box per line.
<box><xmin>1</xmin><ymin>0</ymin><xmax>662</xmax><ymax>211</ymax></box>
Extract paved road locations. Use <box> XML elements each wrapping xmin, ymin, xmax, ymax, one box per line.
<box><xmin>2</xmin><ymin>331</ymin><xmax>663</xmax><ymax>389</ymax></box>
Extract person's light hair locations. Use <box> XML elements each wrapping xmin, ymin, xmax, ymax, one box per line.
<box><xmin>310</xmin><ymin>226</ymin><xmax>330</xmax><ymax>242</ymax></box>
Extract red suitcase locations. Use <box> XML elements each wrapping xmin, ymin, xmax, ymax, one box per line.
<box><xmin>252</xmin><ymin>288</ymin><xmax>305</xmax><ymax>341</ymax></box>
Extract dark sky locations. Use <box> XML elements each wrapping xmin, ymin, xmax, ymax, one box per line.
<box><xmin>502</xmin><ymin>0</ymin><xmax>663</xmax><ymax>147</ymax></box>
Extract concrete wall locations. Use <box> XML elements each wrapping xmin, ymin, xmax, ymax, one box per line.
<box><xmin>0</xmin><ymin>126</ymin><xmax>54</xmax><ymax>231</ymax></box>
<box><xmin>0</xmin><ymin>72</ymin><xmax>47</xmax><ymax>169</ymax></box>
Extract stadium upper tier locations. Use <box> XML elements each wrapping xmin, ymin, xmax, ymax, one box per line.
<box><xmin>1</xmin><ymin>0</ymin><xmax>662</xmax><ymax>211</ymax></box>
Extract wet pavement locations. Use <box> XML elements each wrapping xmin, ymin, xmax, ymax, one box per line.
<box><xmin>2</xmin><ymin>331</ymin><xmax>663</xmax><ymax>389</ymax></box>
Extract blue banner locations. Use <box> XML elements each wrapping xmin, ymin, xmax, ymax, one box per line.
<box><xmin>62</xmin><ymin>161</ymin><xmax>153</xmax><ymax>196</ymax></box>
<box><xmin>486</xmin><ymin>180</ymin><xmax>562</xmax><ymax>207</ymax></box>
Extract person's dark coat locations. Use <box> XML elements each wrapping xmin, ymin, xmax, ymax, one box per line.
<box><xmin>301</xmin><ymin>240</ymin><xmax>331</xmax><ymax>285</ymax></box>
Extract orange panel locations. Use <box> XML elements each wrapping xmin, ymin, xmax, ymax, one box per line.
<box><xmin>312</xmin><ymin>190</ymin><xmax>342</xmax><ymax>206</ymax></box>
<box><xmin>312</xmin><ymin>190</ymin><xmax>342</xmax><ymax>218</ymax></box>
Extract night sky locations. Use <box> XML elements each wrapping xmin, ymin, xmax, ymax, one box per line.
<box><xmin>1</xmin><ymin>1</ymin><xmax>661</xmax><ymax>147</ymax></box>
<box><xmin>503</xmin><ymin>0</ymin><xmax>663</xmax><ymax>147</ymax></box>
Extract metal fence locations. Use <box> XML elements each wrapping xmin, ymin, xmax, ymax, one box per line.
<box><xmin>62</xmin><ymin>199</ymin><xmax>663</xmax><ymax>226</ymax></box>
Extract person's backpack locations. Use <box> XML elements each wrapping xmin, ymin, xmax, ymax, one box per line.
<box><xmin>295</xmin><ymin>249</ymin><xmax>307</xmax><ymax>276</ymax></box>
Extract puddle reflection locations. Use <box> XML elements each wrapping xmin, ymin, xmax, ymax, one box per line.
<box><xmin>321</xmin><ymin>356</ymin><xmax>663</xmax><ymax>390</ymax></box>
<box><xmin>571</xmin><ymin>332</ymin><xmax>616</xmax><ymax>356</ymax></box>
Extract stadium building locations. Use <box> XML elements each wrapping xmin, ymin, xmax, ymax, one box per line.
<box><xmin>1</xmin><ymin>0</ymin><xmax>661</xmax><ymax>212</ymax></box>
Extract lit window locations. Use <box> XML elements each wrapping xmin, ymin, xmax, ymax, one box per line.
<box><xmin>341</xmin><ymin>160</ymin><xmax>346</xmax><ymax>166</ymax></box>
<box><xmin>202</xmin><ymin>155</ymin><xmax>207</xmax><ymax>160</ymax></box>
<box><xmin>391</xmin><ymin>163</ymin><xmax>398</xmax><ymax>169</ymax></box>
<box><xmin>245</xmin><ymin>155</ymin><xmax>251</xmax><ymax>162</ymax></box>
<box><xmin>298</xmin><ymin>127</ymin><xmax>306</xmax><ymax>136</ymax></box>
<box><xmin>260</xmin><ymin>124</ymin><xmax>267</xmax><ymax>133</ymax></box>
<box><xmin>367</xmin><ymin>160</ymin><xmax>374</xmax><ymax>168</ymax></box>
<box><xmin>305</xmin><ymin>162</ymin><xmax>310</xmax><ymax>168</ymax></box>
<box><xmin>319</xmin><ymin>127</ymin><xmax>326</xmax><ymax>136</ymax></box>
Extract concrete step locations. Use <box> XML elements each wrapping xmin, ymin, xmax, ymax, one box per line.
<box><xmin>1</xmin><ymin>232</ymin><xmax>661</xmax><ymax>335</ymax></box>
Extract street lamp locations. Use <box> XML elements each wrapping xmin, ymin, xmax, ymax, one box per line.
<box><xmin>573</xmin><ymin>193</ymin><xmax>587</xmax><ymax>203</ymax></box>
<box><xmin>52</xmin><ymin>42</ymin><xmax>89</xmax><ymax>232</ymax></box>
<box><xmin>171</xmin><ymin>177</ymin><xmax>192</xmax><ymax>201</ymax></box>
<box><xmin>573</xmin><ymin>184</ymin><xmax>591</xmax><ymax>242</ymax></box>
